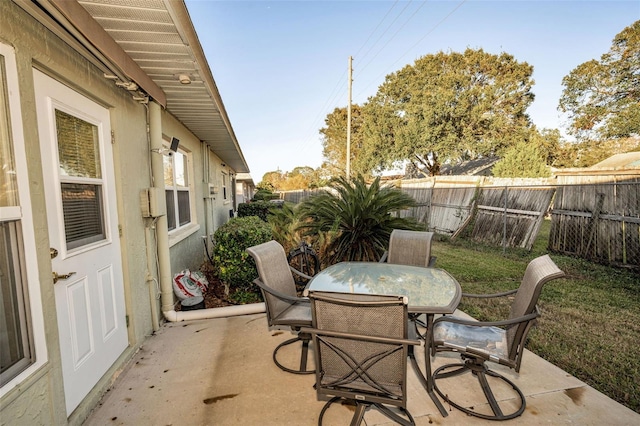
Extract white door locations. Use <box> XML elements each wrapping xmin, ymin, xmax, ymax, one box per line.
<box><xmin>33</xmin><ymin>70</ymin><xmax>128</xmax><ymax>415</ymax></box>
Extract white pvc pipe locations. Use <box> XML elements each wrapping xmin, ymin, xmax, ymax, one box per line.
<box><xmin>162</xmin><ymin>302</ymin><xmax>265</xmax><ymax>322</ymax></box>
<box><xmin>148</xmin><ymin>101</ymin><xmax>174</xmax><ymax>316</ymax></box>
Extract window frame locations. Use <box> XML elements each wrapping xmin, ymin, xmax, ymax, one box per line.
<box><xmin>0</xmin><ymin>45</ymin><xmax>47</xmax><ymax>395</ymax></box>
<box><xmin>221</xmin><ymin>171</ymin><xmax>229</xmax><ymax>203</ymax></box>
<box><xmin>163</xmin><ymin>141</ymin><xmax>197</xmax><ymax>242</ymax></box>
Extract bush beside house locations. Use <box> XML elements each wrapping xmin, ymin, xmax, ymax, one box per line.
<box><xmin>237</xmin><ymin>200</ymin><xmax>277</xmax><ymax>221</ymax></box>
<box><xmin>212</xmin><ymin>216</ymin><xmax>272</xmax><ymax>301</ymax></box>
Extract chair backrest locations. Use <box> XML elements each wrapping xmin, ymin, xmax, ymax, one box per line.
<box><xmin>246</xmin><ymin>240</ymin><xmax>298</xmax><ymax>324</ymax></box>
<box><xmin>506</xmin><ymin>255</ymin><xmax>565</xmax><ymax>361</ymax></box>
<box><xmin>387</xmin><ymin>229</ymin><xmax>434</xmax><ymax>267</ymax></box>
<box><xmin>309</xmin><ymin>291</ymin><xmax>410</xmax><ymax>407</ymax></box>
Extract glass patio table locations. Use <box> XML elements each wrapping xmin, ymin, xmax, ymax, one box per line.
<box><xmin>305</xmin><ymin>261</ymin><xmax>461</xmax><ymax>417</ymax></box>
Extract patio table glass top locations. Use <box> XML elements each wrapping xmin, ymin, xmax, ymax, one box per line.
<box><xmin>305</xmin><ymin>262</ymin><xmax>461</xmax><ymax>314</ymax></box>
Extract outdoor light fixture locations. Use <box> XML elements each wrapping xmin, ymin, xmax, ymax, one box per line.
<box><xmin>151</xmin><ymin>137</ymin><xmax>180</xmax><ymax>156</ymax></box>
<box><xmin>178</xmin><ymin>74</ymin><xmax>191</xmax><ymax>84</ymax></box>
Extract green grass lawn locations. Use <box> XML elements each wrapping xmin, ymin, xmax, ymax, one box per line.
<box><xmin>431</xmin><ymin>220</ymin><xmax>640</xmax><ymax>413</ymax></box>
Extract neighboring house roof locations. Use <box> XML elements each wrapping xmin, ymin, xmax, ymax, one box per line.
<box><xmin>18</xmin><ymin>0</ymin><xmax>249</xmax><ymax>173</ymax></box>
<box><xmin>554</xmin><ymin>150</ymin><xmax>640</xmax><ymax>178</ymax></box>
<box><xmin>591</xmin><ymin>152</ymin><xmax>640</xmax><ymax>169</ymax></box>
<box><xmin>235</xmin><ymin>173</ymin><xmax>255</xmax><ymax>187</ymax></box>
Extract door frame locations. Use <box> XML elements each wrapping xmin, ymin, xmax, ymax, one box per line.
<box><xmin>33</xmin><ymin>68</ymin><xmax>128</xmax><ymax>416</ymax></box>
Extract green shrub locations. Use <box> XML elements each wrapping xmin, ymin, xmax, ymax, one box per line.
<box><xmin>492</xmin><ymin>141</ymin><xmax>551</xmax><ymax>177</ymax></box>
<box><xmin>252</xmin><ymin>189</ymin><xmax>279</xmax><ymax>201</ymax></box>
<box><xmin>237</xmin><ymin>201</ymin><xmax>279</xmax><ymax>221</ymax></box>
<box><xmin>212</xmin><ymin>216</ymin><xmax>272</xmax><ymax>293</ymax></box>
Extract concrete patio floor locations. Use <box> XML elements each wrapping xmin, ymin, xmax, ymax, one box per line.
<box><xmin>84</xmin><ymin>310</ymin><xmax>639</xmax><ymax>425</ymax></box>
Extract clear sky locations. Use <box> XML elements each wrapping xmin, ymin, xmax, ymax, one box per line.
<box><xmin>185</xmin><ymin>0</ymin><xmax>640</xmax><ymax>182</ymax></box>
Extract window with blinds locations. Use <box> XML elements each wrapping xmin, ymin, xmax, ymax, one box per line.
<box><xmin>55</xmin><ymin>109</ymin><xmax>106</xmax><ymax>250</ymax></box>
<box><xmin>61</xmin><ymin>183</ymin><xmax>105</xmax><ymax>249</ymax></box>
<box><xmin>163</xmin><ymin>146</ymin><xmax>192</xmax><ymax>232</ymax></box>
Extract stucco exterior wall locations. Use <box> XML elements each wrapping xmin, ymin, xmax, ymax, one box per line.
<box><xmin>1</xmin><ymin>2</ymin><xmax>239</xmax><ymax>424</ymax></box>
<box><xmin>161</xmin><ymin>111</ymin><xmax>235</xmax><ymax>286</ymax></box>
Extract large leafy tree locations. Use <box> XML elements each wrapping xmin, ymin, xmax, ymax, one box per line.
<box><xmin>492</xmin><ymin>141</ymin><xmax>551</xmax><ymax>178</ymax></box>
<box><xmin>360</xmin><ymin>48</ymin><xmax>535</xmax><ymax>173</ymax></box>
<box><xmin>259</xmin><ymin>167</ymin><xmax>326</xmax><ymax>191</ymax></box>
<box><xmin>491</xmin><ymin>126</ymin><xmax>560</xmax><ymax>177</ymax></box>
<box><xmin>559</xmin><ymin>20</ymin><xmax>640</xmax><ymax>140</ymax></box>
<box><xmin>296</xmin><ymin>175</ymin><xmax>423</xmax><ymax>264</ymax></box>
<box><xmin>261</xmin><ymin>170</ymin><xmax>285</xmax><ymax>191</ymax></box>
<box><xmin>280</xmin><ymin>166</ymin><xmax>314</xmax><ymax>190</ymax></box>
<box><xmin>319</xmin><ymin>104</ymin><xmax>367</xmax><ymax>178</ymax></box>
<box><xmin>554</xmin><ymin>137</ymin><xmax>640</xmax><ymax>168</ymax></box>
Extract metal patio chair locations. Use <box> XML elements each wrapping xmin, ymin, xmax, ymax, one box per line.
<box><xmin>380</xmin><ymin>229</ymin><xmax>436</xmax><ymax>332</ymax></box>
<box><xmin>431</xmin><ymin>254</ymin><xmax>565</xmax><ymax>420</ymax></box>
<box><xmin>380</xmin><ymin>229</ymin><xmax>436</xmax><ymax>267</ymax></box>
<box><xmin>304</xmin><ymin>291</ymin><xmax>419</xmax><ymax>426</ymax></box>
<box><xmin>246</xmin><ymin>240</ymin><xmax>315</xmax><ymax>374</ymax></box>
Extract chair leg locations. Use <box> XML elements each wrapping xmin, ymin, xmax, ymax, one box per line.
<box><xmin>318</xmin><ymin>396</ymin><xmax>344</xmax><ymax>426</ymax></box>
<box><xmin>349</xmin><ymin>403</ymin><xmax>367</xmax><ymax>426</ymax></box>
<box><xmin>299</xmin><ymin>334</ymin><xmax>310</xmax><ymax>371</ymax></box>
<box><xmin>374</xmin><ymin>403</ymin><xmax>415</xmax><ymax>426</ymax></box>
<box><xmin>433</xmin><ymin>360</ymin><xmax>526</xmax><ymax>421</ymax></box>
<box><xmin>273</xmin><ymin>334</ymin><xmax>315</xmax><ymax>375</ymax></box>
<box><xmin>409</xmin><ymin>313</ymin><xmax>427</xmax><ymax>341</ymax></box>
<box><xmin>318</xmin><ymin>397</ymin><xmax>414</xmax><ymax>426</ymax></box>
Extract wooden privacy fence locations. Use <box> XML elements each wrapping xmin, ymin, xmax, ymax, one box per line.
<box><xmin>280</xmin><ymin>188</ymin><xmax>325</xmax><ymax>204</ymax></box>
<box><xmin>398</xmin><ymin>177</ymin><xmax>556</xmax><ymax>250</ymax></box>
<box><xmin>277</xmin><ymin>175</ymin><xmax>639</xmax><ymax>268</ymax></box>
<box><xmin>549</xmin><ymin>177</ymin><xmax>639</xmax><ymax>268</ymax></box>
<box><xmin>470</xmin><ymin>185</ymin><xmax>556</xmax><ymax>250</ymax></box>
<box><xmin>397</xmin><ymin>177</ymin><xmax>479</xmax><ymax>235</ymax></box>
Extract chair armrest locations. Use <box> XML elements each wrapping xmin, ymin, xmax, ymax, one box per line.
<box><xmin>379</xmin><ymin>251</ymin><xmax>388</xmax><ymax>263</ymax></box>
<box><xmin>300</xmin><ymin>327</ymin><xmax>420</xmax><ymax>346</ymax></box>
<box><xmin>289</xmin><ymin>266</ymin><xmax>313</xmax><ymax>281</ymax></box>
<box><xmin>433</xmin><ymin>308</ymin><xmax>540</xmax><ymax>329</ymax></box>
<box><xmin>253</xmin><ymin>279</ymin><xmax>310</xmax><ymax>305</ymax></box>
<box><xmin>461</xmin><ymin>288</ymin><xmax>518</xmax><ymax>299</ymax></box>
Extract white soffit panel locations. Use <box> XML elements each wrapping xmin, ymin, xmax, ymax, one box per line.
<box><xmin>76</xmin><ymin>0</ymin><xmax>249</xmax><ymax>172</ymax></box>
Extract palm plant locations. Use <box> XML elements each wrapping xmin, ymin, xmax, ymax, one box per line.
<box><xmin>268</xmin><ymin>202</ymin><xmax>300</xmax><ymax>253</ymax></box>
<box><xmin>297</xmin><ymin>175</ymin><xmax>424</xmax><ymax>264</ymax></box>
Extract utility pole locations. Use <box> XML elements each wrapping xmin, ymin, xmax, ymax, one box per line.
<box><xmin>346</xmin><ymin>56</ymin><xmax>352</xmax><ymax>181</ymax></box>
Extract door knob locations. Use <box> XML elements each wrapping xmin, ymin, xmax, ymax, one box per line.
<box><xmin>53</xmin><ymin>271</ymin><xmax>76</xmax><ymax>284</ymax></box>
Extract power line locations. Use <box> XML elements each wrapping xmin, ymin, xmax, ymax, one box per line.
<box><xmin>356</xmin><ymin>0</ymin><xmax>414</xmax><ymax>69</ymax></box>
<box><xmin>296</xmin><ymin>0</ymin><xmax>466</xmax><ymax>162</ymax></box>
<box><xmin>355</xmin><ymin>0</ymin><xmax>468</xmax><ymax>100</ymax></box>
<box><xmin>358</xmin><ymin>0</ymin><xmax>429</xmax><ymax>77</ymax></box>
<box><xmin>296</xmin><ymin>1</ymin><xmax>405</xmax><ymax>156</ymax></box>
<box><xmin>353</xmin><ymin>0</ymin><xmax>401</xmax><ymax>60</ymax></box>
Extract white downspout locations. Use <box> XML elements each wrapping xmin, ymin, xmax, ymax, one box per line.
<box><xmin>148</xmin><ymin>101</ymin><xmax>265</xmax><ymax>322</ymax></box>
<box><xmin>148</xmin><ymin>101</ymin><xmax>174</xmax><ymax>317</ymax></box>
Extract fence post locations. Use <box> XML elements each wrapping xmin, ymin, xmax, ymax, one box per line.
<box><xmin>582</xmin><ymin>192</ymin><xmax>605</xmax><ymax>258</ymax></box>
<box><xmin>503</xmin><ymin>186</ymin><xmax>508</xmax><ymax>254</ymax></box>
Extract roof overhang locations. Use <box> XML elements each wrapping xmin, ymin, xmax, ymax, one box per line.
<box><xmin>15</xmin><ymin>0</ymin><xmax>249</xmax><ymax>173</ymax></box>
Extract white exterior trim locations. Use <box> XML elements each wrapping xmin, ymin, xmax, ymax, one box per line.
<box><xmin>0</xmin><ymin>43</ymin><xmax>48</xmax><ymax>398</ymax></box>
